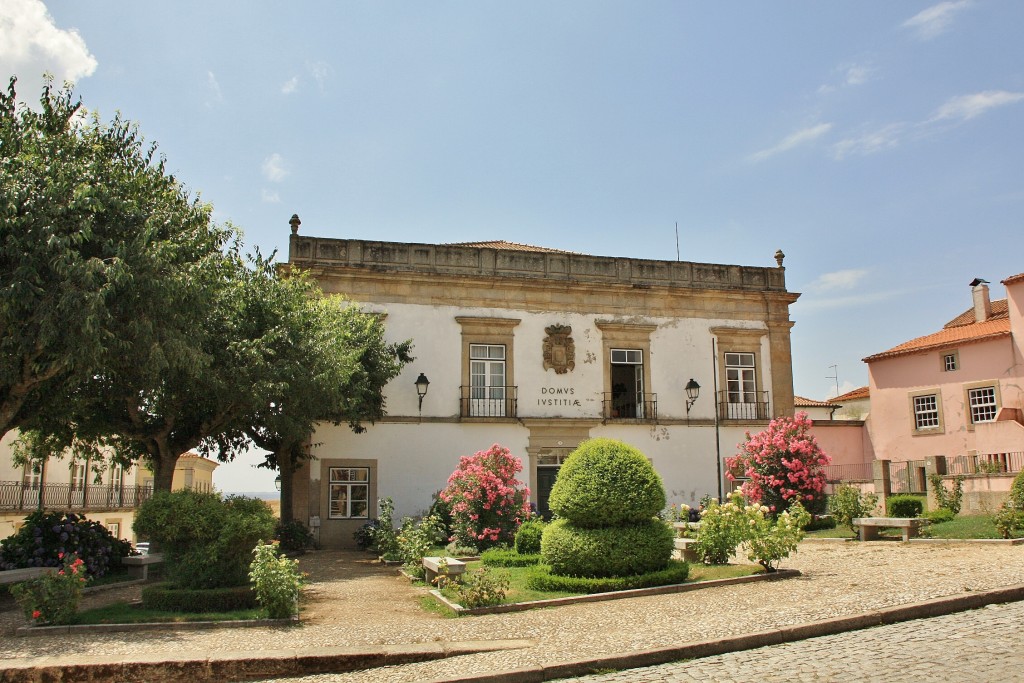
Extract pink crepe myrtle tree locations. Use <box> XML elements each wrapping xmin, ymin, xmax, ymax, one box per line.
<box><xmin>439</xmin><ymin>444</ymin><xmax>531</xmax><ymax>551</ymax></box>
<box><xmin>725</xmin><ymin>412</ymin><xmax>831</xmax><ymax>516</ymax></box>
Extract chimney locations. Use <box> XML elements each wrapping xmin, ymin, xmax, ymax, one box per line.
<box><xmin>970</xmin><ymin>278</ymin><xmax>991</xmax><ymax>323</ymax></box>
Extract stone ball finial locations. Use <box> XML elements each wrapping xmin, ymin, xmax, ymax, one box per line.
<box><xmin>774</xmin><ymin>249</ymin><xmax>785</xmax><ymax>268</ymax></box>
<box><xmin>289</xmin><ymin>214</ymin><xmax>301</xmax><ymax>235</ymax></box>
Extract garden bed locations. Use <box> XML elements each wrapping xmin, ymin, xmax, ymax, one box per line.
<box><xmin>806</xmin><ymin>514</ymin><xmax>1021</xmax><ymax>541</ymax></box>
<box><xmin>429</xmin><ymin>562</ymin><xmax>799</xmax><ymax>615</ymax></box>
<box><xmin>417</xmin><ymin>558</ymin><xmax>788</xmax><ymax>615</ymax></box>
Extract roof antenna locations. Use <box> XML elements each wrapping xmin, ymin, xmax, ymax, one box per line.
<box><xmin>675</xmin><ymin>222</ymin><xmax>680</xmax><ymax>262</ymax></box>
<box><xmin>827</xmin><ymin>364</ymin><xmax>839</xmax><ymax>399</ymax></box>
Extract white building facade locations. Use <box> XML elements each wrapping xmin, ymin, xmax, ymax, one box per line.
<box><xmin>287</xmin><ymin>226</ymin><xmax>799</xmax><ymax>549</ymax></box>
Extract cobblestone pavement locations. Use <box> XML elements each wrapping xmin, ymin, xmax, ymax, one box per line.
<box><xmin>567</xmin><ymin>600</ymin><xmax>1024</xmax><ymax>683</ymax></box>
<box><xmin>3</xmin><ymin>542</ymin><xmax>1024</xmax><ymax>683</ymax></box>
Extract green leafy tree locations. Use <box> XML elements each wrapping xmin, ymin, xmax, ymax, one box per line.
<box><xmin>215</xmin><ymin>264</ymin><xmax>411</xmax><ymax>524</ymax></box>
<box><xmin>0</xmin><ymin>77</ymin><xmax>233</xmax><ymax>445</ymax></box>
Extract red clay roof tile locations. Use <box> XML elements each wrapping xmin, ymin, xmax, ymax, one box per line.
<box><xmin>864</xmin><ymin>318</ymin><xmax>1011</xmax><ymax>362</ymax></box>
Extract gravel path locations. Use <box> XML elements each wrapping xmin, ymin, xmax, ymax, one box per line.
<box><xmin>2</xmin><ymin>541</ymin><xmax>1023</xmax><ymax>682</ymax></box>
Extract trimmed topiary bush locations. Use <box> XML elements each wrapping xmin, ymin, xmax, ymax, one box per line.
<box><xmin>887</xmin><ymin>495</ymin><xmax>924</xmax><ymax>518</ymax></box>
<box><xmin>541</xmin><ymin>518</ymin><xmax>674</xmax><ymax>578</ymax></box>
<box><xmin>541</xmin><ymin>439</ymin><xmax>672</xmax><ymax>578</ymax></box>
<box><xmin>547</xmin><ymin>438</ymin><xmax>666</xmax><ymax>528</ymax></box>
<box><xmin>0</xmin><ymin>510</ymin><xmax>132</xmax><ymax>578</ymax></box>
<box><xmin>514</xmin><ymin>519</ymin><xmax>546</xmax><ymax>555</ymax></box>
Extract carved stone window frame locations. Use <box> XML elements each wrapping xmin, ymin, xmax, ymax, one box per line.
<box><xmin>595</xmin><ymin>320</ymin><xmax>657</xmax><ymax>402</ymax></box>
<box><xmin>455</xmin><ymin>316</ymin><xmax>521</xmax><ymax>394</ymax></box>
<box><xmin>711</xmin><ymin>327</ymin><xmax>768</xmax><ymax>400</ymax></box>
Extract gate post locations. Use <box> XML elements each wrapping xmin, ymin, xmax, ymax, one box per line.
<box><xmin>872</xmin><ymin>459</ymin><xmax>892</xmax><ymax>515</ymax></box>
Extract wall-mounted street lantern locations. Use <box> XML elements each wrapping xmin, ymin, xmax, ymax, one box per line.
<box><xmin>415</xmin><ymin>373</ymin><xmax>430</xmax><ymax>420</ymax></box>
<box><xmin>685</xmin><ymin>378</ymin><xmax>701</xmax><ymax>415</ymax></box>
<box><xmin>274</xmin><ymin>474</ymin><xmax>282</xmax><ymax>491</ymax></box>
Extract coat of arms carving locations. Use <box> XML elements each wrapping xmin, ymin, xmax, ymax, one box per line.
<box><xmin>543</xmin><ymin>325</ymin><xmax>575</xmax><ymax>374</ymax></box>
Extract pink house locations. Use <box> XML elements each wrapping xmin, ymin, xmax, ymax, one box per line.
<box><xmin>864</xmin><ymin>275</ymin><xmax>1024</xmax><ymax>471</ymax></box>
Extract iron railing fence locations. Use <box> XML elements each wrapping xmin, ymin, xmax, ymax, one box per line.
<box><xmin>0</xmin><ymin>482</ymin><xmax>153</xmax><ymax>512</ymax></box>
<box><xmin>820</xmin><ymin>462</ymin><xmax>874</xmax><ymax>482</ymax></box>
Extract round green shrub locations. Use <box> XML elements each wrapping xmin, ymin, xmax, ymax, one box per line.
<box><xmin>923</xmin><ymin>508</ymin><xmax>956</xmax><ymax>524</ymax></box>
<box><xmin>1010</xmin><ymin>470</ymin><xmax>1024</xmax><ymax>507</ymax></box>
<box><xmin>887</xmin><ymin>495</ymin><xmax>924</xmax><ymax>518</ymax></box>
<box><xmin>134</xmin><ymin>490</ymin><xmax>276</xmax><ymax>589</ymax></box>
<box><xmin>540</xmin><ymin>518</ymin><xmax>673</xmax><ymax>578</ymax></box>
<box><xmin>514</xmin><ymin>519</ymin><xmax>546</xmax><ymax>555</ymax></box>
<box><xmin>547</xmin><ymin>438</ymin><xmax>666</xmax><ymax>527</ymax></box>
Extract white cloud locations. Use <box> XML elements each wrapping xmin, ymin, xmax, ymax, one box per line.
<box><xmin>747</xmin><ymin>123</ymin><xmax>832</xmax><ymax>164</ymax></box>
<box><xmin>261</xmin><ymin>153</ymin><xmax>289</xmax><ymax>182</ymax></box>
<box><xmin>811</xmin><ymin>269</ymin><xmax>869</xmax><ymax>292</ymax></box>
<box><xmin>844</xmin><ymin>64</ymin><xmax>871</xmax><ymax>87</ymax></box>
<box><xmin>930</xmin><ymin>90</ymin><xmax>1024</xmax><ymax>122</ymax></box>
<box><xmin>795</xmin><ymin>289</ymin><xmax>898</xmax><ymax>314</ymax></box>
<box><xmin>902</xmin><ymin>1</ymin><xmax>972</xmax><ymax>40</ymax></box>
<box><xmin>205</xmin><ymin>71</ymin><xmax>224</xmax><ymax>107</ymax></box>
<box><xmin>832</xmin><ymin>123</ymin><xmax>906</xmax><ymax>160</ymax></box>
<box><xmin>307</xmin><ymin>61</ymin><xmax>331</xmax><ymax>93</ymax></box>
<box><xmin>260</xmin><ymin>189</ymin><xmax>281</xmax><ymax>203</ymax></box>
<box><xmin>281</xmin><ymin>76</ymin><xmax>299</xmax><ymax>95</ymax></box>
<box><xmin>0</xmin><ymin>0</ymin><xmax>97</xmax><ymax>93</ymax></box>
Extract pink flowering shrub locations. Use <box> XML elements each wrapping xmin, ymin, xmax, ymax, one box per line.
<box><xmin>725</xmin><ymin>412</ymin><xmax>831</xmax><ymax>516</ymax></box>
<box><xmin>439</xmin><ymin>444</ymin><xmax>531</xmax><ymax>551</ymax></box>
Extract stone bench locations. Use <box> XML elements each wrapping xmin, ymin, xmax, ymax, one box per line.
<box><xmin>673</xmin><ymin>537</ymin><xmax>700</xmax><ymax>563</ymax></box>
<box><xmin>422</xmin><ymin>556</ymin><xmax>466</xmax><ymax>585</ymax></box>
<box><xmin>120</xmin><ymin>553</ymin><xmax>165</xmax><ymax>580</ymax></box>
<box><xmin>853</xmin><ymin>517</ymin><xmax>924</xmax><ymax>542</ymax></box>
<box><xmin>672</xmin><ymin>522</ymin><xmax>702</xmax><ymax>536</ymax></box>
<box><xmin>0</xmin><ymin>567</ymin><xmax>55</xmax><ymax>585</ymax></box>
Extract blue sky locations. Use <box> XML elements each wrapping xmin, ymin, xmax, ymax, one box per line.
<box><xmin>4</xmin><ymin>1</ymin><xmax>1023</xmax><ymax>490</ymax></box>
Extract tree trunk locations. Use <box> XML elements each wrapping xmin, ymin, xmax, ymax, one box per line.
<box><xmin>278</xmin><ymin>443</ymin><xmax>297</xmax><ymax>525</ymax></box>
<box><xmin>148</xmin><ymin>440</ymin><xmax>180</xmax><ymax>494</ymax></box>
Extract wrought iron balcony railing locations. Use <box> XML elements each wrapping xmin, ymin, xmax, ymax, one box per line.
<box><xmin>459</xmin><ymin>385</ymin><xmax>519</xmax><ymax>418</ymax></box>
<box><xmin>716</xmin><ymin>390</ymin><xmax>770</xmax><ymax>421</ymax></box>
<box><xmin>602</xmin><ymin>392</ymin><xmax>658</xmax><ymax>421</ymax></box>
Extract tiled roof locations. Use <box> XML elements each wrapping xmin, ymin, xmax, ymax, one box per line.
<box><xmin>446</xmin><ymin>240</ymin><xmax>579</xmax><ymax>255</ymax></box>
<box><xmin>944</xmin><ymin>298</ymin><xmax>1008</xmax><ymax>328</ymax></box>
<box><xmin>830</xmin><ymin>386</ymin><xmax>869</xmax><ymax>403</ymax></box>
<box><xmin>794</xmin><ymin>396</ymin><xmax>835</xmax><ymax>408</ymax></box>
<box><xmin>1003</xmin><ymin>273</ymin><xmax>1024</xmax><ymax>285</ymax></box>
<box><xmin>864</xmin><ymin>318</ymin><xmax>1011</xmax><ymax>362</ymax></box>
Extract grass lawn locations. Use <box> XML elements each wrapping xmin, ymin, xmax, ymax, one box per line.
<box><xmin>70</xmin><ymin>601</ymin><xmax>264</xmax><ymax>625</ymax></box>
<box><xmin>805</xmin><ymin>514</ymin><xmax>1004</xmax><ymax>540</ymax></box>
<box><xmin>435</xmin><ymin>559</ymin><xmax>763</xmax><ymax>609</ymax></box>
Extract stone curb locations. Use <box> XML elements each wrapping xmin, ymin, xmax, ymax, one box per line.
<box><xmin>432</xmin><ymin>569</ymin><xmax>801</xmax><ymax>616</ymax></box>
<box><xmin>0</xmin><ymin>639</ymin><xmax>536</xmax><ymax>683</ymax></box>
<box><xmin>420</xmin><ymin>583</ymin><xmax>1024</xmax><ymax>683</ymax></box>
<box><xmin>14</xmin><ymin>615</ymin><xmax>298</xmax><ymax>637</ymax></box>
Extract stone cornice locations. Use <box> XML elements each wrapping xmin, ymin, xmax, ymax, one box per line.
<box><xmin>289</xmin><ymin>235</ymin><xmax>791</xmax><ymax>293</ymax></box>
